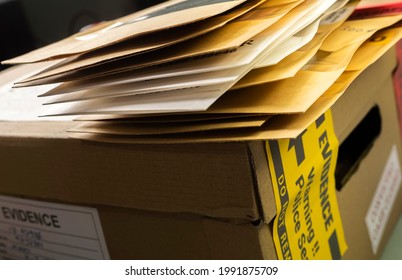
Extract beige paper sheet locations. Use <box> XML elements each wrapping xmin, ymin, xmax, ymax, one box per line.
<box><xmin>70</xmin><ymin>115</ymin><xmax>271</xmax><ymax>135</ymax></box>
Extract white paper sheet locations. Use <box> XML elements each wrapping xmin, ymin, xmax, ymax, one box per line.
<box><xmin>44</xmin><ymin>69</ymin><xmax>239</xmax><ymax>104</ymax></box>
<box><xmin>42</xmin><ymin>0</ymin><xmax>337</xmax><ymax>116</ymax></box>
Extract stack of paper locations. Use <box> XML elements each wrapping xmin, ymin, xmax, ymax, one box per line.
<box><xmin>2</xmin><ymin>0</ymin><xmax>402</xmax><ymax>143</ymax></box>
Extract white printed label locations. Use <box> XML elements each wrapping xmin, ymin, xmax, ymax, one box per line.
<box><xmin>365</xmin><ymin>145</ymin><xmax>402</xmax><ymax>254</ymax></box>
<box><xmin>0</xmin><ymin>195</ymin><xmax>110</xmax><ymax>260</ymax></box>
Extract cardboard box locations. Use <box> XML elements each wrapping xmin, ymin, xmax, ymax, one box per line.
<box><xmin>334</xmin><ymin>53</ymin><xmax>402</xmax><ymax>259</ymax></box>
<box><xmin>0</xmin><ymin>49</ymin><xmax>401</xmax><ymax>260</ymax></box>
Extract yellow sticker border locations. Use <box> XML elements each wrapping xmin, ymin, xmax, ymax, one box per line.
<box><xmin>266</xmin><ymin>110</ymin><xmax>347</xmax><ymax>260</ymax></box>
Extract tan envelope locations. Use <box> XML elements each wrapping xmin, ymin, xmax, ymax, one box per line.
<box><xmin>233</xmin><ymin>0</ymin><xmax>358</xmax><ymax>88</ymax></box>
<box><xmin>69</xmin><ymin>115</ymin><xmax>271</xmax><ymax>135</ymax></box>
<box><xmin>256</xmin><ymin>23</ymin><xmax>402</xmax><ymax>141</ymax></box>
<box><xmin>64</xmin><ymin>63</ymin><xmax>383</xmax><ymax>143</ymax></box>
<box><xmin>320</xmin><ymin>14</ymin><xmax>402</xmax><ymax>52</ymax></box>
<box><xmin>39</xmin><ymin>1</ymin><xmax>337</xmax><ymax>119</ymax></box>
<box><xmin>8</xmin><ymin>0</ymin><xmax>265</xmax><ymax>83</ymax></box>
<box><xmin>16</xmin><ymin>0</ymin><xmax>301</xmax><ymax>86</ymax></box>
<box><xmin>3</xmin><ymin>0</ymin><xmax>248</xmax><ymax>64</ymax></box>
<box><xmin>68</xmin><ymin>25</ymin><xmax>402</xmax><ymax>143</ymax></box>
<box><xmin>346</xmin><ymin>24</ymin><xmax>402</xmax><ymax>71</ymax></box>
<box><xmin>209</xmin><ymin>41</ymin><xmax>366</xmax><ymax>115</ymax></box>
<box><xmin>74</xmin><ymin>113</ymin><xmax>269</xmax><ymax>123</ymax></box>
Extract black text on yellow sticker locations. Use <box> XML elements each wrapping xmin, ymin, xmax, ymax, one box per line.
<box><xmin>266</xmin><ymin>110</ymin><xmax>347</xmax><ymax>260</ymax></box>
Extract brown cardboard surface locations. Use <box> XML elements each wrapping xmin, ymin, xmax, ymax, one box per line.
<box><xmin>334</xmin><ymin>76</ymin><xmax>402</xmax><ymax>259</ymax></box>
<box><xmin>0</xmin><ymin>135</ymin><xmax>267</xmax><ymax>221</ymax></box>
<box><xmin>0</xmin><ymin>122</ymin><xmax>279</xmax><ymax>259</ymax></box>
<box><xmin>95</xmin><ymin>206</ymin><xmax>276</xmax><ymax>260</ymax></box>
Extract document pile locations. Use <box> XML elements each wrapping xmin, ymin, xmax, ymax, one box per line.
<box><xmin>2</xmin><ymin>0</ymin><xmax>402</xmax><ymax>143</ymax></box>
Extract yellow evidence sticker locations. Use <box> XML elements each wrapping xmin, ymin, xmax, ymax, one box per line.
<box><xmin>266</xmin><ymin>109</ymin><xmax>347</xmax><ymax>260</ymax></box>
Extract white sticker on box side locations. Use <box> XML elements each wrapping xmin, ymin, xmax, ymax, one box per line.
<box><xmin>365</xmin><ymin>145</ymin><xmax>402</xmax><ymax>254</ymax></box>
<box><xmin>0</xmin><ymin>195</ymin><xmax>110</xmax><ymax>260</ymax></box>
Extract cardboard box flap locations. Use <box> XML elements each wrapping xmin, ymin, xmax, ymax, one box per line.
<box><xmin>0</xmin><ymin>129</ymin><xmax>272</xmax><ymax>222</ymax></box>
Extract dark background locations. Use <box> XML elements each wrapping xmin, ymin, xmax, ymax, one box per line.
<box><xmin>0</xmin><ymin>0</ymin><xmax>166</xmax><ymax>70</ymax></box>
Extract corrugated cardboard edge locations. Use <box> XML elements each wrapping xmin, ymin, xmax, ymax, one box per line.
<box><xmin>247</xmin><ymin>141</ymin><xmax>276</xmax><ymax>223</ymax></box>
